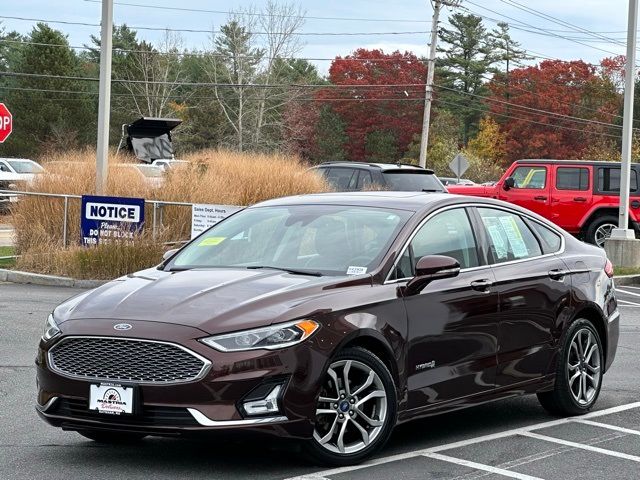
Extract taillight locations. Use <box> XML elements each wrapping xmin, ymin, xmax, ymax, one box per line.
<box><xmin>605</xmin><ymin>259</ymin><xmax>614</xmax><ymax>278</ymax></box>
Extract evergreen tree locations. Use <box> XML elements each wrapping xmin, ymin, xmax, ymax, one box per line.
<box><xmin>313</xmin><ymin>106</ymin><xmax>348</xmax><ymax>162</ymax></box>
<box><xmin>436</xmin><ymin>13</ymin><xmax>499</xmax><ymax>145</ymax></box>
<box><xmin>0</xmin><ymin>23</ymin><xmax>95</xmax><ymax>156</ymax></box>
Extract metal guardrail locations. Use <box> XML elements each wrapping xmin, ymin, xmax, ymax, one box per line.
<box><xmin>0</xmin><ymin>189</ymin><xmax>194</xmax><ymax>247</ymax></box>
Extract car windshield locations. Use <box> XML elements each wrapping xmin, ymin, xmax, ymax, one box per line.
<box><xmin>7</xmin><ymin>160</ymin><xmax>44</xmax><ymax>174</ymax></box>
<box><xmin>168</xmin><ymin>205</ymin><xmax>412</xmax><ymax>276</ymax></box>
<box><xmin>383</xmin><ymin>171</ymin><xmax>446</xmax><ymax>192</ymax></box>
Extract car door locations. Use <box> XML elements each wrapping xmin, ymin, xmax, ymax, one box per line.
<box><xmin>550</xmin><ymin>165</ymin><xmax>592</xmax><ymax>232</ymax></box>
<box><xmin>498</xmin><ymin>164</ymin><xmax>551</xmax><ymax>218</ymax></box>
<box><xmin>473</xmin><ymin>206</ymin><xmax>571</xmax><ymax>388</ymax></box>
<box><xmin>396</xmin><ymin>207</ymin><xmax>499</xmax><ymax>410</ymax></box>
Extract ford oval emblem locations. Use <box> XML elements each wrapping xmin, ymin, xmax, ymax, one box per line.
<box><xmin>113</xmin><ymin>323</ymin><xmax>132</xmax><ymax>331</ymax></box>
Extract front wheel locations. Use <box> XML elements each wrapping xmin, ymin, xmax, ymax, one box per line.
<box><xmin>305</xmin><ymin>347</ymin><xmax>397</xmax><ymax>466</ymax></box>
<box><xmin>537</xmin><ymin>319</ymin><xmax>603</xmax><ymax>416</ymax></box>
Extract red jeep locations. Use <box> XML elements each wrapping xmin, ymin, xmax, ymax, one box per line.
<box><xmin>447</xmin><ymin>159</ymin><xmax>640</xmax><ymax>247</ymax></box>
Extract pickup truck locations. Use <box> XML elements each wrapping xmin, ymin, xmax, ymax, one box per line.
<box><xmin>447</xmin><ymin>159</ymin><xmax>640</xmax><ymax>247</ymax></box>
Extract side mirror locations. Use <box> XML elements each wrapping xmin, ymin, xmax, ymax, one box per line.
<box><xmin>162</xmin><ymin>248</ymin><xmax>179</xmax><ymax>261</ymax></box>
<box><xmin>503</xmin><ymin>177</ymin><xmax>515</xmax><ymax>191</ymax></box>
<box><xmin>404</xmin><ymin>255</ymin><xmax>460</xmax><ymax>296</ymax></box>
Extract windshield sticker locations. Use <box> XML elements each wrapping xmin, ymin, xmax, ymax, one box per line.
<box><xmin>498</xmin><ymin>216</ymin><xmax>529</xmax><ymax>258</ymax></box>
<box><xmin>347</xmin><ymin>266</ymin><xmax>367</xmax><ymax>275</ymax></box>
<box><xmin>198</xmin><ymin>236</ymin><xmax>226</xmax><ymax>247</ymax></box>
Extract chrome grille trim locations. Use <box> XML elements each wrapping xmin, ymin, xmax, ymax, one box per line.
<box><xmin>48</xmin><ymin>336</ymin><xmax>212</xmax><ymax>385</ymax></box>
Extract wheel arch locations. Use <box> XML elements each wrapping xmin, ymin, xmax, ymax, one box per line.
<box><xmin>570</xmin><ymin>305</ymin><xmax>608</xmax><ymax>365</ymax></box>
<box><xmin>580</xmin><ymin>207</ymin><xmax>618</xmax><ymax>233</ymax></box>
<box><xmin>339</xmin><ymin>331</ymin><xmax>400</xmax><ymax>394</ymax></box>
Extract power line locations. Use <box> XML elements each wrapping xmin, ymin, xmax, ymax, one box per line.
<box><xmin>432</xmin><ymin>97</ymin><xmax>622</xmax><ymax>138</ymax></box>
<box><xmin>460</xmin><ymin>1</ymin><xmax>624</xmax><ymax>57</ymax></box>
<box><xmin>0</xmin><ymin>15</ymin><xmax>429</xmax><ymax>36</ymax></box>
<box><xmin>82</xmin><ymin>0</ymin><xmax>432</xmax><ymax>24</ymax></box>
<box><xmin>434</xmin><ymin>84</ymin><xmax>623</xmax><ymax>130</ymax></box>
<box><xmin>0</xmin><ymin>38</ymin><xmax>426</xmax><ymax>63</ymax></box>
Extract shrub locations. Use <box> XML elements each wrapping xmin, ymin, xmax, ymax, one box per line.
<box><xmin>12</xmin><ymin>148</ymin><xmax>330</xmax><ymax>278</ymax></box>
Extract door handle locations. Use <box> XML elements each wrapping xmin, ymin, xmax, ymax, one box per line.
<box><xmin>573</xmin><ymin>197</ymin><xmax>587</xmax><ymax>202</ymax></box>
<box><xmin>548</xmin><ymin>269</ymin><xmax>569</xmax><ymax>280</ymax></box>
<box><xmin>470</xmin><ymin>279</ymin><xmax>492</xmax><ymax>292</ymax></box>
<box><xmin>533</xmin><ymin>195</ymin><xmax>547</xmax><ymax>201</ymax></box>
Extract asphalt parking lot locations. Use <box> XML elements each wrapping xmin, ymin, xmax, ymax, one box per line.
<box><xmin>1</xmin><ymin>282</ymin><xmax>639</xmax><ymax>480</ymax></box>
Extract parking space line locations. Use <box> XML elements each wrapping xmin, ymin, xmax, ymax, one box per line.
<box><xmin>284</xmin><ymin>402</ymin><xmax>640</xmax><ymax>480</ymax></box>
<box><xmin>421</xmin><ymin>452</ymin><xmax>544</xmax><ymax>480</ymax></box>
<box><xmin>617</xmin><ymin>299</ymin><xmax>640</xmax><ymax>306</ymax></box>
<box><xmin>572</xmin><ymin>419</ymin><xmax>640</xmax><ymax>436</ymax></box>
<box><xmin>519</xmin><ymin>431</ymin><xmax>640</xmax><ymax>462</ymax></box>
<box><xmin>616</xmin><ymin>289</ymin><xmax>640</xmax><ymax>298</ymax></box>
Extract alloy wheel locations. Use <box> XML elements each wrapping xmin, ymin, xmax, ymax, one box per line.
<box><xmin>594</xmin><ymin>223</ymin><xmax>616</xmax><ymax>248</ymax></box>
<box><xmin>567</xmin><ymin>328</ymin><xmax>601</xmax><ymax>406</ymax></box>
<box><xmin>313</xmin><ymin>359</ymin><xmax>388</xmax><ymax>455</ymax></box>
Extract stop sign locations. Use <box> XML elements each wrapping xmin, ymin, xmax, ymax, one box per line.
<box><xmin>0</xmin><ymin>103</ymin><xmax>12</xmax><ymax>143</ymax></box>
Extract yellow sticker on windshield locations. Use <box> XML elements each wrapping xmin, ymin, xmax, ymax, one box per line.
<box><xmin>198</xmin><ymin>236</ymin><xmax>226</xmax><ymax>246</ymax></box>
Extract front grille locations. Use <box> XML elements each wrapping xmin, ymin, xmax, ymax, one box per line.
<box><xmin>49</xmin><ymin>337</ymin><xmax>209</xmax><ymax>384</ymax></box>
<box><xmin>52</xmin><ymin>398</ymin><xmax>199</xmax><ymax>427</ymax></box>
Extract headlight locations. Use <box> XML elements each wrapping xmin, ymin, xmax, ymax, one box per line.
<box><xmin>42</xmin><ymin>314</ymin><xmax>61</xmax><ymax>342</ymax></box>
<box><xmin>200</xmin><ymin>319</ymin><xmax>319</xmax><ymax>352</ymax></box>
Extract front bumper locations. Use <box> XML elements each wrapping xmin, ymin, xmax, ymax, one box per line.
<box><xmin>36</xmin><ymin>319</ymin><xmax>328</xmax><ymax>439</ymax></box>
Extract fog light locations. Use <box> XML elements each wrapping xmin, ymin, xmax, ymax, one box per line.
<box><xmin>243</xmin><ymin>385</ymin><xmax>282</xmax><ymax>416</ymax></box>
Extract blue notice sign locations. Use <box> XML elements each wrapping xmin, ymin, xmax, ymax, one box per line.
<box><xmin>81</xmin><ymin>195</ymin><xmax>145</xmax><ymax>246</ymax></box>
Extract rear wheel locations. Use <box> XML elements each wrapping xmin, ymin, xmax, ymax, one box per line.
<box><xmin>585</xmin><ymin>215</ymin><xmax>618</xmax><ymax>248</ymax></box>
<box><xmin>537</xmin><ymin>319</ymin><xmax>603</xmax><ymax>416</ymax></box>
<box><xmin>77</xmin><ymin>430</ymin><xmax>147</xmax><ymax>443</ymax></box>
<box><xmin>305</xmin><ymin>347</ymin><xmax>397</xmax><ymax>466</ymax></box>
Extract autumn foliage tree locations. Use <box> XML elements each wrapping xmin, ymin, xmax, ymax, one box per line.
<box><xmin>317</xmin><ymin>49</ymin><xmax>427</xmax><ymax>161</ymax></box>
<box><xmin>487</xmin><ymin>60</ymin><xmax>620</xmax><ymax>160</ymax></box>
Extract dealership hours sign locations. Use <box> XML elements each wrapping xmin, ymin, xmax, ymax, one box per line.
<box><xmin>81</xmin><ymin>195</ymin><xmax>145</xmax><ymax>246</ymax></box>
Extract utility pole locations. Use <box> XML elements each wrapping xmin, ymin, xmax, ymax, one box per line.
<box><xmin>95</xmin><ymin>0</ymin><xmax>114</xmax><ymax>195</ymax></box>
<box><xmin>610</xmin><ymin>0</ymin><xmax>638</xmax><ymax>242</ymax></box>
<box><xmin>418</xmin><ymin>0</ymin><xmax>442</xmax><ymax>169</ymax></box>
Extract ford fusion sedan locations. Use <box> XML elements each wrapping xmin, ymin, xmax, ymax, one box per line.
<box><xmin>36</xmin><ymin>192</ymin><xmax>619</xmax><ymax>466</ymax></box>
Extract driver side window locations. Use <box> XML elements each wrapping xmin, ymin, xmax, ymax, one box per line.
<box><xmin>393</xmin><ymin>208</ymin><xmax>479</xmax><ymax>279</ymax></box>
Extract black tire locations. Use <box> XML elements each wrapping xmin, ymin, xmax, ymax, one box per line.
<box><xmin>537</xmin><ymin>319</ymin><xmax>604</xmax><ymax>416</ymax></box>
<box><xmin>585</xmin><ymin>215</ymin><xmax>618</xmax><ymax>247</ymax></box>
<box><xmin>304</xmin><ymin>347</ymin><xmax>397</xmax><ymax>466</ymax></box>
<box><xmin>77</xmin><ymin>430</ymin><xmax>147</xmax><ymax>443</ymax></box>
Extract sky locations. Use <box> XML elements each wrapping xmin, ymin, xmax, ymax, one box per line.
<box><xmin>0</xmin><ymin>0</ymin><xmax>635</xmax><ymax>75</ymax></box>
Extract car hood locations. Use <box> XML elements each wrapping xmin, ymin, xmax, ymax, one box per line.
<box><xmin>54</xmin><ymin>267</ymin><xmax>371</xmax><ymax>335</ymax></box>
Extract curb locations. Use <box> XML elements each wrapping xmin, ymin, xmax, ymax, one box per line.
<box><xmin>0</xmin><ymin>269</ymin><xmax>106</xmax><ymax>288</ymax></box>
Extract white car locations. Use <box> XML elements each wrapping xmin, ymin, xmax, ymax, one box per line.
<box><xmin>151</xmin><ymin>159</ymin><xmax>189</xmax><ymax>171</ymax></box>
<box><xmin>0</xmin><ymin>158</ymin><xmax>46</xmax><ymax>208</ymax></box>
<box><xmin>115</xmin><ymin>164</ymin><xmax>165</xmax><ymax>189</ymax></box>
<box><xmin>0</xmin><ymin>158</ymin><xmax>45</xmax><ymax>185</ymax></box>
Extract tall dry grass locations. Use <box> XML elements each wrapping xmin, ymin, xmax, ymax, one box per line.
<box><xmin>12</xmin><ymin>148</ymin><xmax>329</xmax><ymax>278</ymax></box>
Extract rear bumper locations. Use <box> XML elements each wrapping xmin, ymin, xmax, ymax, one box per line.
<box><xmin>604</xmin><ymin>309</ymin><xmax>620</xmax><ymax>373</ymax></box>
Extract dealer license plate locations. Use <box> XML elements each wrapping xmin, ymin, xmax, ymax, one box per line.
<box><xmin>89</xmin><ymin>384</ymin><xmax>134</xmax><ymax>415</ymax></box>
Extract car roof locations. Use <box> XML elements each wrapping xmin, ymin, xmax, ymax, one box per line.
<box><xmin>515</xmin><ymin>159</ymin><xmax>639</xmax><ymax>167</ymax></box>
<box><xmin>253</xmin><ymin>191</ymin><xmax>517</xmax><ymax>213</ymax></box>
<box><xmin>316</xmin><ymin>161</ymin><xmax>434</xmax><ymax>174</ymax></box>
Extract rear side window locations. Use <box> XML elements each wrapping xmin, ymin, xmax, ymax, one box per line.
<box><xmin>356</xmin><ymin>170</ymin><xmax>374</xmax><ymax>190</ymax></box>
<box><xmin>477</xmin><ymin>208</ymin><xmax>542</xmax><ymax>263</ymax></box>
<box><xmin>382</xmin><ymin>171</ymin><xmax>445</xmax><ymax>192</ymax></box>
<box><xmin>324</xmin><ymin>168</ymin><xmax>357</xmax><ymax>191</ymax></box>
<box><xmin>597</xmin><ymin>167</ymin><xmax>638</xmax><ymax>193</ymax></box>
<box><xmin>556</xmin><ymin>167</ymin><xmax>589</xmax><ymax>191</ymax></box>
<box><xmin>528</xmin><ymin>220</ymin><xmax>562</xmax><ymax>253</ymax></box>
<box><xmin>511</xmin><ymin>166</ymin><xmax>547</xmax><ymax>189</ymax></box>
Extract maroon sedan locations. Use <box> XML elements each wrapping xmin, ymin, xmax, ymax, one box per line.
<box><xmin>36</xmin><ymin>192</ymin><xmax>619</xmax><ymax>465</ymax></box>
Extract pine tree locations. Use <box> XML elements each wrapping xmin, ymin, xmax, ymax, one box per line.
<box><xmin>436</xmin><ymin>13</ymin><xmax>499</xmax><ymax>145</ymax></box>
